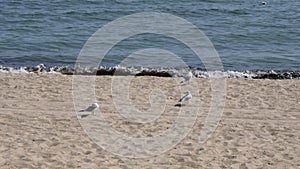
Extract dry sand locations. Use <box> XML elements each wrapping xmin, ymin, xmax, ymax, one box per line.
<box><xmin>0</xmin><ymin>73</ymin><xmax>299</xmax><ymax>168</ymax></box>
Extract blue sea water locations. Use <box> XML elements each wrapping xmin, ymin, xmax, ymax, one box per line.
<box><xmin>0</xmin><ymin>0</ymin><xmax>299</xmax><ymax>71</ymax></box>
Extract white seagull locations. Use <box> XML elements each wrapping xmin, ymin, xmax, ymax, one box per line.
<box><xmin>179</xmin><ymin>91</ymin><xmax>192</xmax><ymax>105</ymax></box>
<box><xmin>78</xmin><ymin>103</ymin><xmax>99</xmax><ymax>117</ymax></box>
<box><xmin>181</xmin><ymin>71</ymin><xmax>193</xmax><ymax>84</ymax></box>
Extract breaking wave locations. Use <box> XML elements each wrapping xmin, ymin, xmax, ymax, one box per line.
<box><xmin>0</xmin><ymin>64</ymin><xmax>299</xmax><ymax>79</ymax></box>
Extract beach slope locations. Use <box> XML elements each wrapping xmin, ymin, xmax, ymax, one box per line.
<box><xmin>0</xmin><ymin>73</ymin><xmax>299</xmax><ymax>168</ymax></box>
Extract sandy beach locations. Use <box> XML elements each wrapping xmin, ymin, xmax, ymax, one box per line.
<box><xmin>0</xmin><ymin>73</ymin><xmax>299</xmax><ymax>168</ymax></box>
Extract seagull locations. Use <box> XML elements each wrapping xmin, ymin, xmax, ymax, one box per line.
<box><xmin>179</xmin><ymin>91</ymin><xmax>192</xmax><ymax>105</ymax></box>
<box><xmin>78</xmin><ymin>103</ymin><xmax>99</xmax><ymax>117</ymax></box>
<box><xmin>181</xmin><ymin>71</ymin><xmax>193</xmax><ymax>84</ymax></box>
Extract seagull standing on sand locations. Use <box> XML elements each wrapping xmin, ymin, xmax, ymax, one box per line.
<box><xmin>181</xmin><ymin>71</ymin><xmax>193</xmax><ymax>84</ymax></box>
<box><xmin>78</xmin><ymin>103</ymin><xmax>99</xmax><ymax>116</ymax></box>
<box><xmin>179</xmin><ymin>91</ymin><xmax>192</xmax><ymax>105</ymax></box>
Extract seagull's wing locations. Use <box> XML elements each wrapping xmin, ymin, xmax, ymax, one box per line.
<box><xmin>79</xmin><ymin>105</ymin><xmax>96</xmax><ymax>112</ymax></box>
<box><xmin>186</xmin><ymin>93</ymin><xmax>192</xmax><ymax>101</ymax></box>
<box><xmin>180</xmin><ymin>93</ymin><xmax>192</xmax><ymax>102</ymax></box>
<box><xmin>179</xmin><ymin>93</ymin><xmax>188</xmax><ymax>102</ymax></box>
<box><xmin>85</xmin><ymin>106</ymin><xmax>96</xmax><ymax>112</ymax></box>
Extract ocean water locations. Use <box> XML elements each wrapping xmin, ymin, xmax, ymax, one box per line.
<box><xmin>0</xmin><ymin>0</ymin><xmax>299</xmax><ymax>71</ymax></box>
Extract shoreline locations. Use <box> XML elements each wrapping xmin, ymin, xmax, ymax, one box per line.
<box><xmin>1</xmin><ymin>64</ymin><xmax>300</xmax><ymax>79</ymax></box>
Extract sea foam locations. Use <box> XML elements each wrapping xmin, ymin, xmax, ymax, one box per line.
<box><xmin>0</xmin><ymin>64</ymin><xmax>299</xmax><ymax>79</ymax></box>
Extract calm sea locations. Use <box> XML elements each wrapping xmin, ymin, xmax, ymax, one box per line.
<box><xmin>0</xmin><ymin>0</ymin><xmax>299</xmax><ymax>71</ymax></box>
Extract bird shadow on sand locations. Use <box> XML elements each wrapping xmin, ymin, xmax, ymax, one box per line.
<box><xmin>174</xmin><ymin>103</ymin><xmax>185</xmax><ymax>107</ymax></box>
<box><xmin>78</xmin><ymin>114</ymin><xmax>90</xmax><ymax>119</ymax></box>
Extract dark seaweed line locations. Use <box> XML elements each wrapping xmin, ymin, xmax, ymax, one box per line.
<box><xmin>1</xmin><ymin>65</ymin><xmax>300</xmax><ymax>79</ymax></box>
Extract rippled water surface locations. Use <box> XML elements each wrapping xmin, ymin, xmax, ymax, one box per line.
<box><xmin>0</xmin><ymin>0</ymin><xmax>299</xmax><ymax>70</ymax></box>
